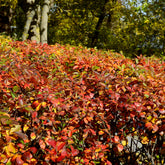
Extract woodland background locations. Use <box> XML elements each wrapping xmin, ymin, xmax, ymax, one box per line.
<box><xmin>0</xmin><ymin>0</ymin><xmax>164</xmax><ymax>58</ymax></box>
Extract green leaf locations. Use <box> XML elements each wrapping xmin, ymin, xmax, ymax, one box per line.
<box><xmin>13</xmin><ymin>86</ymin><xmax>20</xmax><ymax>92</ymax></box>
<box><xmin>92</xmin><ymin>66</ymin><xmax>100</xmax><ymax>70</ymax></box>
<box><xmin>135</xmin><ymin>59</ymin><xmax>139</xmax><ymax>64</ymax></box>
<box><xmin>144</xmin><ymin>94</ymin><xmax>149</xmax><ymax>98</ymax></box>
<box><xmin>6</xmin><ymin>161</ymin><xmax>12</xmax><ymax>165</ymax></box>
<box><xmin>10</xmin><ymin>91</ymin><xmax>16</xmax><ymax>99</ymax></box>
<box><xmin>0</xmin><ymin>115</ymin><xmax>10</xmax><ymax>119</ymax></box>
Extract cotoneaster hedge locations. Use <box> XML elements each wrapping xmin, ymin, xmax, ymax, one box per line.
<box><xmin>0</xmin><ymin>39</ymin><xmax>164</xmax><ymax>165</ymax></box>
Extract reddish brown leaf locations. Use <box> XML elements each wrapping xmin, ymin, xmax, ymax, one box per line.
<box><xmin>57</xmin><ymin>142</ymin><xmax>66</xmax><ymax>151</ymax></box>
<box><xmin>70</xmin><ymin>145</ymin><xmax>79</xmax><ymax>156</ymax></box>
<box><xmin>47</xmin><ymin>139</ymin><xmax>57</xmax><ymax>148</ymax></box>
<box><xmin>15</xmin><ymin>156</ymin><xmax>24</xmax><ymax>165</ymax></box>
<box><xmin>30</xmin><ymin>147</ymin><xmax>38</xmax><ymax>154</ymax></box>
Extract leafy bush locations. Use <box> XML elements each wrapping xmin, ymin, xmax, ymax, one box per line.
<box><xmin>0</xmin><ymin>39</ymin><xmax>164</xmax><ymax>165</ymax></box>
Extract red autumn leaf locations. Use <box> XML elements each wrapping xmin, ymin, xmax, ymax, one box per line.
<box><xmin>113</xmin><ymin>135</ymin><xmax>120</xmax><ymax>143</ymax></box>
<box><xmin>47</xmin><ymin>139</ymin><xmax>57</xmax><ymax>148</ymax></box>
<box><xmin>70</xmin><ymin>145</ymin><xmax>79</xmax><ymax>156</ymax></box>
<box><xmin>89</xmin><ymin>129</ymin><xmax>96</xmax><ymax>135</ymax></box>
<box><xmin>117</xmin><ymin>143</ymin><xmax>124</xmax><ymax>152</ymax></box>
<box><xmin>15</xmin><ymin>156</ymin><xmax>24</xmax><ymax>165</ymax></box>
<box><xmin>61</xmin><ymin>149</ymin><xmax>67</xmax><ymax>158</ymax></box>
<box><xmin>17</xmin><ymin>143</ymin><xmax>24</xmax><ymax>149</ymax></box>
<box><xmin>22</xmin><ymin>151</ymin><xmax>33</xmax><ymax>161</ymax></box>
<box><xmin>56</xmin><ymin>154</ymin><xmax>65</xmax><ymax>162</ymax></box>
<box><xmin>30</xmin><ymin>147</ymin><xmax>38</xmax><ymax>154</ymax></box>
<box><xmin>68</xmin><ymin>130</ymin><xmax>72</xmax><ymax>137</ymax></box>
<box><xmin>30</xmin><ymin>132</ymin><xmax>36</xmax><ymax>140</ymax></box>
<box><xmin>106</xmin><ymin>160</ymin><xmax>112</xmax><ymax>165</ymax></box>
<box><xmin>57</xmin><ymin>142</ymin><xmax>66</xmax><ymax>151</ymax></box>
<box><xmin>68</xmin><ymin>126</ymin><xmax>75</xmax><ymax>130</ymax></box>
<box><xmin>32</xmin><ymin>111</ymin><xmax>37</xmax><ymax>118</ymax></box>
<box><xmin>32</xmin><ymin>100</ymin><xmax>40</xmax><ymax>108</ymax></box>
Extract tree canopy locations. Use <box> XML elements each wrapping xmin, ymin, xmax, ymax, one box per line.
<box><xmin>0</xmin><ymin>0</ymin><xmax>164</xmax><ymax>57</ymax></box>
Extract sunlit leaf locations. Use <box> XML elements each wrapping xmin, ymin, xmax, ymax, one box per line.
<box><xmin>10</xmin><ymin>125</ymin><xmax>21</xmax><ymax>134</ymax></box>
<box><xmin>23</xmin><ymin>125</ymin><xmax>29</xmax><ymax>132</ymax></box>
<box><xmin>141</xmin><ymin>136</ymin><xmax>149</xmax><ymax>144</ymax></box>
<box><xmin>4</xmin><ymin>142</ymin><xmax>16</xmax><ymax>156</ymax></box>
<box><xmin>30</xmin><ymin>132</ymin><xmax>36</xmax><ymax>140</ymax></box>
<box><xmin>117</xmin><ymin>144</ymin><xmax>123</xmax><ymax>152</ymax></box>
<box><xmin>122</xmin><ymin>140</ymin><xmax>127</xmax><ymax>146</ymax></box>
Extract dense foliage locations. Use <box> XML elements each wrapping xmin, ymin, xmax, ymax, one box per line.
<box><xmin>0</xmin><ymin>38</ymin><xmax>164</xmax><ymax>164</ymax></box>
<box><xmin>0</xmin><ymin>0</ymin><xmax>164</xmax><ymax>57</ymax></box>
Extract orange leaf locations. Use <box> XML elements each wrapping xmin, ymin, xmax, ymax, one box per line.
<box><xmin>84</xmin><ymin>117</ymin><xmax>88</xmax><ymax>124</ymax></box>
<box><xmin>117</xmin><ymin>143</ymin><xmax>123</xmax><ymax>152</ymax></box>
<box><xmin>152</xmin><ymin>124</ymin><xmax>159</xmax><ymax>133</ymax></box>
<box><xmin>30</xmin><ymin>132</ymin><xmax>36</xmax><ymax>140</ymax></box>
<box><xmin>39</xmin><ymin>139</ymin><xmax>46</xmax><ymax>150</ymax></box>
<box><xmin>114</xmin><ymin>135</ymin><xmax>120</xmax><ymax>143</ymax></box>
<box><xmin>145</xmin><ymin>122</ymin><xmax>152</xmax><ymax>130</ymax></box>
<box><xmin>4</xmin><ymin>142</ymin><xmax>17</xmax><ymax>156</ymax></box>
<box><xmin>99</xmin><ymin>130</ymin><xmax>104</xmax><ymax>135</ymax></box>
<box><xmin>32</xmin><ymin>100</ymin><xmax>40</xmax><ymax>108</ymax></box>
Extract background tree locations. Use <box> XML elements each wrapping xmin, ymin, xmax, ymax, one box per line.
<box><xmin>106</xmin><ymin>0</ymin><xmax>165</xmax><ymax>57</ymax></box>
<box><xmin>1</xmin><ymin>0</ymin><xmax>164</xmax><ymax>57</ymax></box>
<box><xmin>0</xmin><ymin>0</ymin><xmax>17</xmax><ymax>35</ymax></box>
<box><xmin>20</xmin><ymin>0</ymin><xmax>54</xmax><ymax>43</ymax></box>
<box><xmin>48</xmin><ymin>0</ymin><xmax>121</xmax><ymax>47</ymax></box>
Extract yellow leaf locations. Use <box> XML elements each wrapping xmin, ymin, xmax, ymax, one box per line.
<box><xmin>4</xmin><ymin>142</ymin><xmax>16</xmax><ymax>156</ymax></box>
<box><xmin>10</xmin><ymin>125</ymin><xmax>21</xmax><ymax>134</ymax></box>
<box><xmin>95</xmin><ymin>148</ymin><xmax>101</xmax><ymax>152</ymax></box>
<box><xmin>68</xmin><ymin>139</ymin><xmax>74</xmax><ymax>145</ymax></box>
<box><xmin>132</xmin><ymin>127</ymin><xmax>135</xmax><ymax>131</ymax></box>
<box><xmin>151</xmin><ymin>118</ymin><xmax>156</xmax><ymax>124</ymax></box>
<box><xmin>147</xmin><ymin>115</ymin><xmax>152</xmax><ymax>121</ymax></box>
<box><xmin>23</xmin><ymin>125</ymin><xmax>29</xmax><ymax>132</ymax></box>
<box><xmin>0</xmin><ymin>154</ymin><xmax>7</xmax><ymax>163</ymax></box>
<box><xmin>52</xmin><ymin>108</ymin><xmax>56</xmax><ymax>113</ymax></box>
<box><xmin>30</xmin><ymin>97</ymin><xmax>34</xmax><ymax>101</ymax></box>
<box><xmin>41</xmin><ymin>102</ymin><xmax>47</xmax><ymax>108</ymax></box>
<box><xmin>30</xmin><ymin>132</ymin><xmax>36</xmax><ymax>140</ymax></box>
<box><xmin>141</xmin><ymin>136</ymin><xmax>149</xmax><ymax>144</ymax></box>
<box><xmin>122</xmin><ymin>140</ymin><xmax>127</xmax><ymax>146</ymax></box>
<box><xmin>36</xmin><ymin>103</ymin><xmax>42</xmax><ymax>111</ymax></box>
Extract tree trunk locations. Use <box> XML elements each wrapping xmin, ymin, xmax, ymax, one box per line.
<box><xmin>29</xmin><ymin>4</ymin><xmax>41</xmax><ymax>43</ymax></box>
<box><xmin>40</xmin><ymin>0</ymin><xmax>50</xmax><ymax>44</ymax></box>
<box><xmin>22</xmin><ymin>0</ymin><xmax>36</xmax><ymax>41</ymax></box>
<box><xmin>90</xmin><ymin>0</ymin><xmax>109</xmax><ymax>47</ymax></box>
